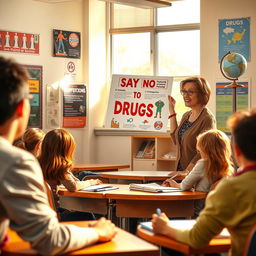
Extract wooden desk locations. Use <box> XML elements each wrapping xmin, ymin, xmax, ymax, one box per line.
<box><xmin>137</xmin><ymin>225</ymin><xmax>231</xmax><ymax>254</ymax></box>
<box><xmin>59</xmin><ymin>185</ymin><xmax>206</xmax><ymax>219</ymax></box>
<box><xmin>2</xmin><ymin>221</ymin><xmax>159</xmax><ymax>256</ymax></box>
<box><xmin>72</xmin><ymin>163</ymin><xmax>130</xmax><ymax>172</ymax></box>
<box><xmin>100</xmin><ymin>171</ymin><xmax>175</xmax><ymax>182</ymax></box>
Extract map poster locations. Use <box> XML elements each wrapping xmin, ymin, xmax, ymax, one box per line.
<box><xmin>219</xmin><ymin>17</ymin><xmax>250</xmax><ymax>61</ymax></box>
<box><xmin>53</xmin><ymin>29</ymin><xmax>80</xmax><ymax>58</ymax></box>
<box><xmin>105</xmin><ymin>74</ymin><xmax>173</xmax><ymax>132</ymax></box>
<box><xmin>63</xmin><ymin>84</ymin><xmax>86</xmax><ymax>128</ymax></box>
<box><xmin>216</xmin><ymin>81</ymin><xmax>249</xmax><ymax>134</ymax></box>
<box><xmin>0</xmin><ymin>30</ymin><xmax>39</xmax><ymax>54</ymax></box>
<box><xmin>23</xmin><ymin>65</ymin><xmax>42</xmax><ymax>128</ymax></box>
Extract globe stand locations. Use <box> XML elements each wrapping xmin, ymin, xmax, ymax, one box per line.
<box><xmin>220</xmin><ymin>51</ymin><xmax>244</xmax><ymax>113</ymax></box>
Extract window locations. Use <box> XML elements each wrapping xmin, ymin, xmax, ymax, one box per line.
<box><xmin>109</xmin><ymin>0</ymin><xmax>200</xmax><ymax>120</ymax></box>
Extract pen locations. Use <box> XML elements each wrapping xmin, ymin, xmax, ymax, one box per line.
<box><xmin>156</xmin><ymin>208</ymin><xmax>162</xmax><ymax>216</ymax></box>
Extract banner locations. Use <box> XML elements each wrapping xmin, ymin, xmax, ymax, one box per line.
<box><xmin>105</xmin><ymin>75</ymin><xmax>173</xmax><ymax>132</ymax></box>
<box><xmin>216</xmin><ymin>81</ymin><xmax>249</xmax><ymax>134</ymax></box>
<box><xmin>0</xmin><ymin>30</ymin><xmax>39</xmax><ymax>54</ymax></box>
<box><xmin>23</xmin><ymin>65</ymin><xmax>42</xmax><ymax>128</ymax></box>
<box><xmin>63</xmin><ymin>84</ymin><xmax>86</xmax><ymax>128</ymax></box>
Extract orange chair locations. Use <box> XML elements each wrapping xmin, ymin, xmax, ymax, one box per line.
<box><xmin>44</xmin><ymin>181</ymin><xmax>57</xmax><ymax>212</ymax></box>
<box><xmin>243</xmin><ymin>224</ymin><xmax>256</xmax><ymax>256</ymax></box>
<box><xmin>210</xmin><ymin>180</ymin><xmax>220</xmax><ymax>191</ymax></box>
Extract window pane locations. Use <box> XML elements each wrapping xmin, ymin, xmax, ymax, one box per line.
<box><xmin>112</xmin><ymin>33</ymin><xmax>152</xmax><ymax>75</ymax></box>
<box><xmin>157</xmin><ymin>30</ymin><xmax>200</xmax><ymax>77</ymax></box>
<box><xmin>112</xmin><ymin>4</ymin><xmax>152</xmax><ymax>28</ymax></box>
<box><xmin>157</xmin><ymin>0</ymin><xmax>200</xmax><ymax>26</ymax></box>
<box><xmin>171</xmin><ymin>78</ymin><xmax>189</xmax><ymax>121</ymax></box>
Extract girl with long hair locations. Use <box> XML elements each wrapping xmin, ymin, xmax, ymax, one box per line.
<box><xmin>38</xmin><ymin>128</ymin><xmax>101</xmax><ymax>221</ymax></box>
<box><xmin>163</xmin><ymin>129</ymin><xmax>233</xmax><ymax>217</ymax></box>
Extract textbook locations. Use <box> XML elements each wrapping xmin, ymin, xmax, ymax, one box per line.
<box><xmin>140</xmin><ymin>220</ymin><xmax>230</xmax><ymax>238</ymax></box>
<box><xmin>81</xmin><ymin>184</ymin><xmax>119</xmax><ymax>192</ymax></box>
<box><xmin>129</xmin><ymin>183</ymin><xmax>182</xmax><ymax>193</ymax></box>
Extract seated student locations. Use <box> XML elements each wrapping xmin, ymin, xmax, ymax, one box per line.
<box><xmin>152</xmin><ymin>109</ymin><xmax>256</xmax><ymax>256</ymax></box>
<box><xmin>14</xmin><ymin>127</ymin><xmax>45</xmax><ymax>157</ymax></box>
<box><xmin>162</xmin><ymin>129</ymin><xmax>233</xmax><ymax>217</ymax></box>
<box><xmin>0</xmin><ymin>56</ymin><xmax>117</xmax><ymax>255</ymax></box>
<box><xmin>38</xmin><ymin>128</ymin><xmax>102</xmax><ymax>221</ymax></box>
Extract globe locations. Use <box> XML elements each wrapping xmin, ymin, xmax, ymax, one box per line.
<box><xmin>220</xmin><ymin>52</ymin><xmax>247</xmax><ymax>81</ymax></box>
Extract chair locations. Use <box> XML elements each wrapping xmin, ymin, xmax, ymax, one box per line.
<box><xmin>44</xmin><ymin>181</ymin><xmax>57</xmax><ymax>212</ymax></box>
<box><xmin>243</xmin><ymin>224</ymin><xmax>256</xmax><ymax>256</ymax></box>
<box><xmin>210</xmin><ymin>180</ymin><xmax>220</xmax><ymax>191</ymax></box>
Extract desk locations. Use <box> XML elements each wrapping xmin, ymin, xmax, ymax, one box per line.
<box><xmin>59</xmin><ymin>185</ymin><xmax>206</xmax><ymax>219</ymax></box>
<box><xmin>100</xmin><ymin>171</ymin><xmax>179</xmax><ymax>182</ymax></box>
<box><xmin>2</xmin><ymin>221</ymin><xmax>159</xmax><ymax>256</ymax></box>
<box><xmin>137</xmin><ymin>225</ymin><xmax>231</xmax><ymax>254</ymax></box>
<box><xmin>72</xmin><ymin>163</ymin><xmax>130</xmax><ymax>172</ymax></box>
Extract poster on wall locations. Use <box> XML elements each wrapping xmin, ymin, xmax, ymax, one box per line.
<box><xmin>216</xmin><ymin>80</ymin><xmax>249</xmax><ymax>134</ymax></box>
<box><xmin>105</xmin><ymin>74</ymin><xmax>173</xmax><ymax>132</ymax></box>
<box><xmin>0</xmin><ymin>30</ymin><xmax>39</xmax><ymax>54</ymax></box>
<box><xmin>53</xmin><ymin>29</ymin><xmax>80</xmax><ymax>58</ymax></box>
<box><xmin>23</xmin><ymin>65</ymin><xmax>43</xmax><ymax>128</ymax></box>
<box><xmin>46</xmin><ymin>84</ymin><xmax>60</xmax><ymax>129</ymax></box>
<box><xmin>62</xmin><ymin>84</ymin><xmax>86</xmax><ymax>128</ymax></box>
<box><xmin>218</xmin><ymin>17</ymin><xmax>250</xmax><ymax>61</ymax></box>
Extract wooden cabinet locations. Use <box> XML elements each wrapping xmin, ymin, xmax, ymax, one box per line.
<box><xmin>131</xmin><ymin>135</ymin><xmax>177</xmax><ymax>171</ymax></box>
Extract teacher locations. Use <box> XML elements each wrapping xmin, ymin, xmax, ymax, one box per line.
<box><xmin>168</xmin><ymin>76</ymin><xmax>215</xmax><ymax>178</ymax></box>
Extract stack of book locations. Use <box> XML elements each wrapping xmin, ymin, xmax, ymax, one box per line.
<box><xmin>136</xmin><ymin>140</ymin><xmax>155</xmax><ymax>159</ymax></box>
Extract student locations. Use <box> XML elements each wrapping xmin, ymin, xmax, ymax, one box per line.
<box><xmin>38</xmin><ymin>128</ymin><xmax>102</xmax><ymax>221</ymax></box>
<box><xmin>152</xmin><ymin>109</ymin><xmax>256</xmax><ymax>256</ymax></box>
<box><xmin>167</xmin><ymin>77</ymin><xmax>216</xmax><ymax>178</ymax></box>
<box><xmin>0</xmin><ymin>56</ymin><xmax>117</xmax><ymax>255</ymax></box>
<box><xmin>14</xmin><ymin>128</ymin><xmax>45</xmax><ymax>157</ymax></box>
<box><xmin>162</xmin><ymin>129</ymin><xmax>233</xmax><ymax>217</ymax></box>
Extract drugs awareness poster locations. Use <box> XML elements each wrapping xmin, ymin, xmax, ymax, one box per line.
<box><xmin>105</xmin><ymin>75</ymin><xmax>173</xmax><ymax>132</ymax></box>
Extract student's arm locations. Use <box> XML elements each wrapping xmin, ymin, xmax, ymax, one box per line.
<box><xmin>62</xmin><ymin>171</ymin><xmax>101</xmax><ymax>192</ymax></box>
<box><xmin>179</xmin><ymin>161</ymin><xmax>204</xmax><ymax>191</ymax></box>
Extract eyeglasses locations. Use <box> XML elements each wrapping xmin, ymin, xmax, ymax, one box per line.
<box><xmin>180</xmin><ymin>90</ymin><xmax>198</xmax><ymax>96</ymax></box>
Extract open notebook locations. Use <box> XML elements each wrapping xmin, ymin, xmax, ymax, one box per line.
<box><xmin>140</xmin><ymin>219</ymin><xmax>230</xmax><ymax>238</ymax></box>
<box><xmin>59</xmin><ymin>184</ymin><xmax>118</xmax><ymax>192</ymax></box>
<box><xmin>129</xmin><ymin>183</ymin><xmax>182</xmax><ymax>193</ymax></box>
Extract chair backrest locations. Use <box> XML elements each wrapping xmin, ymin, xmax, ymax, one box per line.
<box><xmin>243</xmin><ymin>224</ymin><xmax>256</xmax><ymax>256</ymax></box>
<box><xmin>44</xmin><ymin>181</ymin><xmax>57</xmax><ymax>212</ymax></box>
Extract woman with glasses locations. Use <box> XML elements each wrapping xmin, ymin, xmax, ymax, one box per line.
<box><xmin>167</xmin><ymin>77</ymin><xmax>216</xmax><ymax>178</ymax></box>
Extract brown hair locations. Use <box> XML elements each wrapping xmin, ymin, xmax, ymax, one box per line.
<box><xmin>227</xmin><ymin>109</ymin><xmax>256</xmax><ymax>161</ymax></box>
<box><xmin>180</xmin><ymin>76</ymin><xmax>211</xmax><ymax>105</ymax></box>
<box><xmin>0</xmin><ymin>56</ymin><xmax>29</xmax><ymax>125</ymax></box>
<box><xmin>15</xmin><ymin>128</ymin><xmax>45</xmax><ymax>153</ymax></box>
<box><xmin>196</xmin><ymin>129</ymin><xmax>233</xmax><ymax>182</ymax></box>
<box><xmin>38</xmin><ymin>129</ymin><xmax>75</xmax><ymax>182</ymax></box>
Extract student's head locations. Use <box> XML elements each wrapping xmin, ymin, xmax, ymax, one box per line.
<box><xmin>0</xmin><ymin>56</ymin><xmax>30</xmax><ymax>140</ymax></box>
<box><xmin>15</xmin><ymin>128</ymin><xmax>45</xmax><ymax>157</ymax></box>
<box><xmin>227</xmin><ymin>109</ymin><xmax>256</xmax><ymax>164</ymax></box>
<box><xmin>180</xmin><ymin>77</ymin><xmax>211</xmax><ymax>107</ymax></box>
<box><xmin>39</xmin><ymin>129</ymin><xmax>75</xmax><ymax>181</ymax></box>
<box><xmin>196</xmin><ymin>129</ymin><xmax>233</xmax><ymax>181</ymax></box>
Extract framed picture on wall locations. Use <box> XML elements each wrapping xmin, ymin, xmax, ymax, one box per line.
<box><xmin>53</xmin><ymin>29</ymin><xmax>81</xmax><ymax>58</ymax></box>
<box><xmin>23</xmin><ymin>65</ymin><xmax>43</xmax><ymax>128</ymax></box>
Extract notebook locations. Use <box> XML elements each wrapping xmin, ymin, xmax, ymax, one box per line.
<box><xmin>140</xmin><ymin>219</ymin><xmax>230</xmax><ymax>238</ymax></box>
<box><xmin>81</xmin><ymin>184</ymin><xmax>119</xmax><ymax>192</ymax></box>
<box><xmin>129</xmin><ymin>183</ymin><xmax>182</xmax><ymax>193</ymax></box>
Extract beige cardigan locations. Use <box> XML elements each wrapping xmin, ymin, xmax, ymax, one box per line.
<box><xmin>171</xmin><ymin>107</ymin><xmax>215</xmax><ymax>171</ymax></box>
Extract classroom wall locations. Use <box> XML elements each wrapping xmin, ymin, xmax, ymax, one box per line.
<box><xmin>1</xmin><ymin>0</ymin><xmax>255</xmax><ymax>166</ymax></box>
<box><xmin>95</xmin><ymin>0</ymin><xmax>256</xmax><ymax>167</ymax></box>
<box><xmin>0</xmin><ymin>0</ymin><xmax>107</xmax><ymax>163</ymax></box>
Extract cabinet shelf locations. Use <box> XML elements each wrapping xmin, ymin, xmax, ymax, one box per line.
<box><xmin>131</xmin><ymin>135</ymin><xmax>176</xmax><ymax>171</ymax></box>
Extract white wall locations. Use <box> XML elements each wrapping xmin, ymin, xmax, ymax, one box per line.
<box><xmin>0</xmin><ymin>0</ymin><xmax>108</xmax><ymax>164</ymax></box>
<box><xmin>1</xmin><ymin>0</ymin><xmax>255</xmax><ymax>166</ymax></box>
<box><xmin>201</xmin><ymin>0</ymin><xmax>256</xmax><ymax>113</ymax></box>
